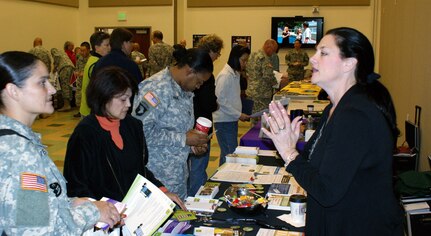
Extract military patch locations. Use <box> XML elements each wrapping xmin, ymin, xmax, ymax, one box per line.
<box><xmin>21</xmin><ymin>173</ymin><xmax>47</xmax><ymax>192</ymax></box>
<box><xmin>143</xmin><ymin>91</ymin><xmax>160</xmax><ymax>107</ymax></box>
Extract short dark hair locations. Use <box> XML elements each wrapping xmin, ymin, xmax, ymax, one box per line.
<box><xmin>109</xmin><ymin>28</ymin><xmax>133</xmax><ymax>50</ymax></box>
<box><xmin>227</xmin><ymin>45</ymin><xmax>250</xmax><ymax>71</ymax></box>
<box><xmin>90</xmin><ymin>31</ymin><xmax>110</xmax><ymax>51</ymax></box>
<box><xmin>152</xmin><ymin>30</ymin><xmax>163</xmax><ymax>40</ymax></box>
<box><xmin>87</xmin><ymin>66</ymin><xmax>137</xmax><ymax>117</ymax></box>
<box><xmin>173</xmin><ymin>47</ymin><xmax>213</xmax><ymax>74</ymax></box>
<box><xmin>63</xmin><ymin>41</ymin><xmax>73</xmax><ymax>50</ymax></box>
<box><xmin>80</xmin><ymin>41</ymin><xmax>90</xmax><ymax>50</ymax></box>
<box><xmin>0</xmin><ymin>51</ymin><xmax>39</xmax><ymax>109</ymax></box>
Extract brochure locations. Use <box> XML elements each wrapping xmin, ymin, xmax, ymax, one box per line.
<box><xmin>122</xmin><ymin>174</ymin><xmax>176</xmax><ymax>236</ymax></box>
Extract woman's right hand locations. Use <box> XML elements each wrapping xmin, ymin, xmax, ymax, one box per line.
<box><xmin>186</xmin><ymin>129</ymin><xmax>208</xmax><ymax>146</ymax></box>
<box><xmin>93</xmin><ymin>201</ymin><xmax>121</xmax><ymax>228</ymax></box>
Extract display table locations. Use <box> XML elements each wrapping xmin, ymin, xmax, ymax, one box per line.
<box><xmin>274</xmin><ymin>81</ymin><xmax>322</xmax><ymax>100</ymax></box>
<box><xmin>184</xmin><ymin>156</ymin><xmax>305</xmax><ymax>235</ymax></box>
<box><xmin>239</xmin><ymin>121</ymin><xmax>306</xmax><ymax>151</ymax></box>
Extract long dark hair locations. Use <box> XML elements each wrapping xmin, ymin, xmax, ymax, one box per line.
<box><xmin>326</xmin><ymin>27</ymin><xmax>399</xmax><ymax>146</ymax></box>
<box><xmin>0</xmin><ymin>51</ymin><xmax>39</xmax><ymax>109</ymax></box>
<box><xmin>227</xmin><ymin>45</ymin><xmax>250</xmax><ymax>72</ymax></box>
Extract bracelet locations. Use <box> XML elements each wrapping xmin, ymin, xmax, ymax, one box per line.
<box><xmin>283</xmin><ymin>150</ymin><xmax>299</xmax><ymax>167</ymax></box>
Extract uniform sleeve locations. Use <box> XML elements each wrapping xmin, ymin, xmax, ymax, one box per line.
<box><xmin>133</xmin><ymin>85</ymin><xmax>188</xmax><ymax>149</ymax></box>
<box><xmin>148</xmin><ymin>46</ymin><xmax>158</xmax><ymax>75</ymax></box>
<box><xmin>0</xmin><ymin>136</ymin><xmax>99</xmax><ymax>235</ymax></box>
<box><xmin>302</xmin><ymin>53</ymin><xmax>309</xmax><ymax>67</ymax></box>
<box><xmin>286</xmin><ymin>108</ymin><xmax>371</xmax><ymax>207</ymax></box>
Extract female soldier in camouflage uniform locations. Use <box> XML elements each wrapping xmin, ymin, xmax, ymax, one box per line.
<box><xmin>0</xmin><ymin>51</ymin><xmax>119</xmax><ymax>235</ymax></box>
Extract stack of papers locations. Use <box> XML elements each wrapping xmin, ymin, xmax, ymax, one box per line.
<box><xmin>210</xmin><ymin>163</ymin><xmax>291</xmax><ymax>184</ymax></box>
<box><xmin>184</xmin><ymin>197</ymin><xmax>221</xmax><ymax>215</ymax></box>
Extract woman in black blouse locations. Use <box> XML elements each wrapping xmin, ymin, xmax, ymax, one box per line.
<box><xmin>263</xmin><ymin>27</ymin><xmax>403</xmax><ymax>235</ymax></box>
<box><xmin>64</xmin><ymin>66</ymin><xmax>185</xmax><ymax>210</ymax></box>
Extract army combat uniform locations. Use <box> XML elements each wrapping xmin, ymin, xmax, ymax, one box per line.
<box><xmin>246</xmin><ymin>49</ymin><xmax>277</xmax><ymax>122</ymax></box>
<box><xmin>51</xmin><ymin>48</ymin><xmax>75</xmax><ymax>102</ymax></box>
<box><xmin>148</xmin><ymin>42</ymin><xmax>173</xmax><ymax>76</ymax></box>
<box><xmin>75</xmin><ymin>54</ymin><xmax>89</xmax><ymax>106</ymax></box>
<box><xmin>285</xmin><ymin>49</ymin><xmax>309</xmax><ymax>81</ymax></box>
<box><xmin>131</xmin><ymin>50</ymin><xmax>148</xmax><ymax>79</ymax></box>
<box><xmin>0</xmin><ymin>115</ymin><xmax>99</xmax><ymax>235</ymax></box>
<box><xmin>133</xmin><ymin>68</ymin><xmax>194</xmax><ymax>200</ymax></box>
<box><xmin>29</xmin><ymin>46</ymin><xmax>52</xmax><ymax>73</ymax></box>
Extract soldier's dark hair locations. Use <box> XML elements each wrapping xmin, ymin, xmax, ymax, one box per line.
<box><xmin>326</xmin><ymin>27</ymin><xmax>399</xmax><ymax>147</ymax></box>
<box><xmin>80</xmin><ymin>41</ymin><xmax>90</xmax><ymax>50</ymax></box>
<box><xmin>0</xmin><ymin>51</ymin><xmax>40</xmax><ymax>109</ymax></box>
<box><xmin>90</xmin><ymin>31</ymin><xmax>110</xmax><ymax>52</ymax></box>
<box><xmin>87</xmin><ymin>66</ymin><xmax>137</xmax><ymax>118</ymax></box>
<box><xmin>110</xmin><ymin>28</ymin><xmax>133</xmax><ymax>50</ymax></box>
<box><xmin>152</xmin><ymin>30</ymin><xmax>163</xmax><ymax>40</ymax></box>
<box><xmin>227</xmin><ymin>45</ymin><xmax>250</xmax><ymax>72</ymax></box>
<box><xmin>173</xmin><ymin>47</ymin><xmax>213</xmax><ymax>74</ymax></box>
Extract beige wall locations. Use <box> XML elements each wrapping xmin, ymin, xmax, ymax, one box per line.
<box><xmin>180</xmin><ymin>0</ymin><xmax>376</xmax><ymax>74</ymax></box>
<box><xmin>380</xmin><ymin>0</ymin><xmax>431</xmax><ymax>171</ymax></box>
<box><xmin>77</xmin><ymin>0</ymin><xmax>174</xmax><ymax>44</ymax></box>
<box><xmin>0</xmin><ymin>0</ymin><xmax>78</xmax><ymax>52</ymax></box>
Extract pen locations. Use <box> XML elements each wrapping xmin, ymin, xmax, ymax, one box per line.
<box><xmin>207</xmin><ymin>130</ymin><xmax>217</xmax><ymax>139</ymax></box>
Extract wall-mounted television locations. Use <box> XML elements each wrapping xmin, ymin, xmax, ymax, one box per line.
<box><xmin>271</xmin><ymin>16</ymin><xmax>324</xmax><ymax>49</ymax></box>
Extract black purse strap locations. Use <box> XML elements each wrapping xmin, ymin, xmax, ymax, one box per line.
<box><xmin>103</xmin><ymin>135</ymin><xmax>126</xmax><ymax>198</ymax></box>
<box><xmin>0</xmin><ymin>129</ymin><xmax>29</xmax><ymax>140</ymax></box>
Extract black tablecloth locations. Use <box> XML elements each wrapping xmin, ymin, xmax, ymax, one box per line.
<box><xmin>183</xmin><ymin>155</ymin><xmax>305</xmax><ymax>234</ymax></box>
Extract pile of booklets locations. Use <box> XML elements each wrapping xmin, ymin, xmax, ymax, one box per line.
<box><xmin>226</xmin><ymin>146</ymin><xmax>260</xmax><ymax>165</ymax></box>
<box><xmin>195</xmin><ymin>182</ymin><xmax>220</xmax><ymax>199</ymax></box>
<box><xmin>184</xmin><ymin>197</ymin><xmax>221</xmax><ymax>216</ymax></box>
<box><xmin>266</xmin><ymin>178</ymin><xmax>306</xmax><ymax>211</ymax></box>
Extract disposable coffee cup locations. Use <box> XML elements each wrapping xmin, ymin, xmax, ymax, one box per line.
<box><xmin>195</xmin><ymin>117</ymin><xmax>212</xmax><ymax>134</ymax></box>
<box><xmin>290</xmin><ymin>109</ymin><xmax>304</xmax><ymax>121</ymax></box>
<box><xmin>290</xmin><ymin>194</ymin><xmax>306</xmax><ymax>223</ymax></box>
<box><xmin>307</xmin><ymin>105</ymin><xmax>314</xmax><ymax>112</ymax></box>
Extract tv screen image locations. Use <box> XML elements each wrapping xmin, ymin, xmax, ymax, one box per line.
<box><xmin>271</xmin><ymin>17</ymin><xmax>324</xmax><ymax>49</ymax></box>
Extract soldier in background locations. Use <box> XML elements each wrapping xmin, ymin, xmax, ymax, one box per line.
<box><xmin>29</xmin><ymin>37</ymin><xmax>52</xmax><ymax>73</ymax></box>
<box><xmin>131</xmin><ymin>42</ymin><xmax>148</xmax><ymax>79</ymax></box>
<box><xmin>73</xmin><ymin>41</ymin><xmax>91</xmax><ymax>118</ymax></box>
<box><xmin>246</xmin><ymin>39</ymin><xmax>278</xmax><ymax>124</ymax></box>
<box><xmin>148</xmin><ymin>30</ymin><xmax>173</xmax><ymax>76</ymax></box>
<box><xmin>51</xmin><ymin>48</ymin><xmax>75</xmax><ymax>111</ymax></box>
<box><xmin>285</xmin><ymin>39</ymin><xmax>309</xmax><ymax>81</ymax></box>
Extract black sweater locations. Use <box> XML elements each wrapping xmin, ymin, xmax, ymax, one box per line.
<box><xmin>64</xmin><ymin>114</ymin><xmax>163</xmax><ymax>201</ymax></box>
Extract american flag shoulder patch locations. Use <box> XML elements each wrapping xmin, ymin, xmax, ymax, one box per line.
<box><xmin>143</xmin><ymin>91</ymin><xmax>160</xmax><ymax>107</ymax></box>
<box><xmin>21</xmin><ymin>172</ymin><xmax>48</xmax><ymax>192</ymax></box>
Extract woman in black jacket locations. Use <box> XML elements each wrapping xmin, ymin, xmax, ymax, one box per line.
<box><xmin>262</xmin><ymin>27</ymin><xmax>403</xmax><ymax>236</ymax></box>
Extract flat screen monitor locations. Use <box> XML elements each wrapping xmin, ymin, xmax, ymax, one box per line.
<box><xmin>271</xmin><ymin>16</ymin><xmax>324</xmax><ymax>49</ymax></box>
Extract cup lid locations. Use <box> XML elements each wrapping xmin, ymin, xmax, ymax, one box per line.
<box><xmin>289</xmin><ymin>194</ymin><xmax>307</xmax><ymax>203</ymax></box>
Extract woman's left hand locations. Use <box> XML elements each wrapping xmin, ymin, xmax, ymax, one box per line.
<box><xmin>261</xmin><ymin>101</ymin><xmax>302</xmax><ymax>164</ymax></box>
<box><xmin>191</xmin><ymin>144</ymin><xmax>208</xmax><ymax>155</ymax></box>
<box><xmin>165</xmin><ymin>192</ymin><xmax>187</xmax><ymax>210</ymax></box>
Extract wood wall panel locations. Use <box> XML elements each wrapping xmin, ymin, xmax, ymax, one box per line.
<box><xmin>89</xmin><ymin>0</ymin><xmax>172</xmax><ymax>7</ymax></box>
<box><xmin>188</xmin><ymin>0</ymin><xmax>274</xmax><ymax>7</ymax></box>
<box><xmin>188</xmin><ymin>0</ymin><xmax>370</xmax><ymax>7</ymax></box>
<box><xmin>25</xmin><ymin>0</ymin><xmax>78</xmax><ymax>8</ymax></box>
